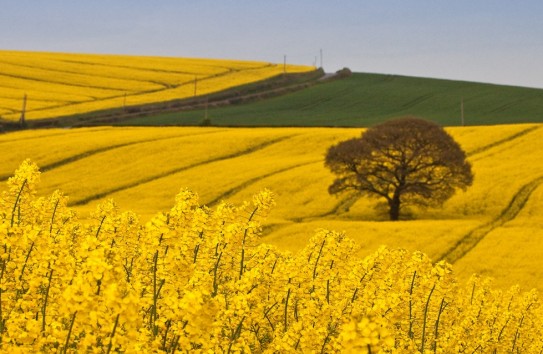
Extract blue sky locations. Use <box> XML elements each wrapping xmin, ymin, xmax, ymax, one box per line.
<box><xmin>2</xmin><ymin>1</ymin><xmax>543</xmax><ymax>88</ymax></box>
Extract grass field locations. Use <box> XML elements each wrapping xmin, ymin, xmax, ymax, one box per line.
<box><xmin>0</xmin><ymin>50</ymin><xmax>313</xmax><ymax>121</ymax></box>
<box><xmin>122</xmin><ymin>72</ymin><xmax>543</xmax><ymax>126</ymax></box>
<box><xmin>1</xmin><ymin>124</ymin><xmax>542</xmax><ymax>290</ymax></box>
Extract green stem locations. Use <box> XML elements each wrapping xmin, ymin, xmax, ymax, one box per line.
<box><xmin>106</xmin><ymin>314</ymin><xmax>120</xmax><ymax>354</ymax></box>
<box><xmin>11</xmin><ymin>179</ymin><xmax>27</xmax><ymax>227</ymax></box>
<box><xmin>420</xmin><ymin>282</ymin><xmax>436</xmax><ymax>353</ymax></box>
<box><xmin>95</xmin><ymin>215</ymin><xmax>107</xmax><ymax>239</ymax></box>
<box><xmin>41</xmin><ymin>268</ymin><xmax>54</xmax><ymax>332</ymax></box>
<box><xmin>63</xmin><ymin>311</ymin><xmax>77</xmax><ymax>354</ymax></box>
<box><xmin>19</xmin><ymin>241</ymin><xmax>35</xmax><ymax>281</ymax></box>
<box><xmin>212</xmin><ymin>250</ymin><xmax>223</xmax><ymax>297</ymax></box>
<box><xmin>312</xmin><ymin>239</ymin><xmax>326</xmax><ymax>280</ymax></box>
<box><xmin>49</xmin><ymin>198</ymin><xmax>60</xmax><ymax>234</ymax></box>
<box><xmin>433</xmin><ymin>298</ymin><xmax>447</xmax><ymax>353</ymax></box>
<box><xmin>284</xmin><ymin>280</ymin><xmax>291</xmax><ymax>332</ymax></box>
<box><xmin>227</xmin><ymin>316</ymin><xmax>246</xmax><ymax>354</ymax></box>
<box><xmin>161</xmin><ymin>320</ymin><xmax>171</xmax><ymax>351</ymax></box>
<box><xmin>408</xmin><ymin>271</ymin><xmax>417</xmax><ymax>339</ymax></box>
<box><xmin>239</xmin><ymin>207</ymin><xmax>258</xmax><ymax>280</ymax></box>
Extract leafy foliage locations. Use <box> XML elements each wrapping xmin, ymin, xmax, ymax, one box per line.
<box><xmin>326</xmin><ymin>117</ymin><xmax>473</xmax><ymax>220</ymax></box>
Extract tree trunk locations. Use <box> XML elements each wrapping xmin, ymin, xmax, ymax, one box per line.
<box><xmin>389</xmin><ymin>191</ymin><xmax>401</xmax><ymax>221</ymax></box>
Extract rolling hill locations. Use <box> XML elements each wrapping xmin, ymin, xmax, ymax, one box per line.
<box><xmin>2</xmin><ymin>124</ymin><xmax>542</xmax><ymax>290</ymax></box>
<box><xmin>0</xmin><ymin>50</ymin><xmax>314</xmax><ymax>123</ymax></box>
<box><xmin>121</xmin><ymin>72</ymin><xmax>543</xmax><ymax>127</ymax></box>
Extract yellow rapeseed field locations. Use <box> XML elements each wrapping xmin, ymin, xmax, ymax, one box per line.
<box><xmin>1</xmin><ymin>160</ymin><xmax>543</xmax><ymax>352</ymax></box>
<box><xmin>0</xmin><ymin>50</ymin><xmax>314</xmax><ymax>121</ymax></box>
<box><xmin>0</xmin><ymin>124</ymin><xmax>542</xmax><ymax>295</ymax></box>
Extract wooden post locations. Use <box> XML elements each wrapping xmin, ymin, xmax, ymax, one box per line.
<box><xmin>19</xmin><ymin>94</ymin><xmax>27</xmax><ymax>128</ymax></box>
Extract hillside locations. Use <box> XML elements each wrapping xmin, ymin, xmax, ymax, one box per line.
<box><xmin>1</xmin><ymin>125</ymin><xmax>542</xmax><ymax>290</ymax></box>
<box><xmin>121</xmin><ymin>72</ymin><xmax>543</xmax><ymax>126</ymax></box>
<box><xmin>0</xmin><ymin>50</ymin><xmax>314</xmax><ymax>123</ymax></box>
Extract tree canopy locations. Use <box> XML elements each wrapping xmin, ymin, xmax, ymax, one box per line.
<box><xmin>325</xmin><ymin>117</ymin><xmax>473</xmax><ymax>220</ymax></box>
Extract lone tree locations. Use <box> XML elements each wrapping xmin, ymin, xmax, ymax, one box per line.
<box><xmin>325</xmin><ymin>117</ymin><xmax>473</xmax><ymax>221</ymax></box>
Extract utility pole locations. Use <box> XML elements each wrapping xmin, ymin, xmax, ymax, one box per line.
<box><xmin>19</xmin><ymin>94</ymin><xmax>27</xmax><ymax>128</ymax></box>
<box><xmin>461</xmin><ymin>97</ymin><xmax>465</xmax><ymax>126</ymax></box>
<box><xmin>283</xmin><ymin>55</ymin><xmax>286</xmax><ymax>74</ymax></box>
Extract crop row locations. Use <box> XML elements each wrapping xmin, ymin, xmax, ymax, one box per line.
<box><xmin>1</xmin><ymin>125</ymin><xmax>542</xmax><ymax>289</ymax></box>
<box><xmin>0</xmin><ymin>160</ymin><xmax>542</xmax><ymax>352</ymax></box>
<box><xmin>0</xmin><ymin>51</ymin><xmax>313</xmax><ymax>120</ymax></box>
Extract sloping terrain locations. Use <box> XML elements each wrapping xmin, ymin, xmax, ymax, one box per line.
<box><xmin>0</xmin><ymin>50</ymin><xmax>314</xmax><ymax>122</ymax></box>
<box><xmin>124</xmin><ymin>73</ymin><xmax>543</xmax><ymax>126</ymax></box>
<box><xmin>1</xmin><ymin>124</ymin><xmax>542</xmax><ymax>289</ymax></box>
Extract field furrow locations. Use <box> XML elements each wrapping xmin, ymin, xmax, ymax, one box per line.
<box><xmin>0</xmin><ymin>50</ymin><xmax>314</xmax><ymax>121</ymax></box>
<box><xmin>68</xmin><ymin>135</ymin><xmax>296</xmax><ymax>207</ymax></box>
<box><xmin>206</xmin><ymin>160</ymin><xmax>320</xmax><ymax>206</ymax></box>
<box><xmin>0</xmin><ymin>127</ymin><xmax>227</xmax><ymax>179</ymax></box>
<box><xmin>0</xmin><ymin>124</ymin><xmax>541</xmax><ymax>290</ymax></box>
<box><xmin>438</xmin><ymin>174</ymin><xmax>543</xmax><ymax>264</ymax></box>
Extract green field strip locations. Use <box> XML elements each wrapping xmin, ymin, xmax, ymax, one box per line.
<box><xmin>69</xmin><ymin>135</ymin><xmax>297</xmax><ymax>206</ymax></box>
<box><xmin>438</xmin><ymin>174</ymin><xmax>543</xmax><ymax>264</ymax></box>
<box><xmin>206</xmin><ymin>160</ymin><xmax>320</xmax><ymax>206</ymax></box>
<box><xmin>140</xmin><ymin>73</ymin><xmax>543</xmax><ymax>127</ymax></box>
<box><xmin>466</xmin><ymin>126</ymin><xmax>541</xmax><ymax>157</ymax></box>
<box><xmin>18</xmin><ymin>66</ymin><xmax>258</xmax><ymax>117</ymax></box>
<box><xmin>398</xmin><ymin>93</ymin><xmax>435</xmax><ymax>110</ymax></box>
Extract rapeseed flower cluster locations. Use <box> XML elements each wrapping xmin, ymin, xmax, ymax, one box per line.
<box><xmin>0</xmin><ymin>159</ymin><xmax>542</xmax><ymax>352</ymax></box>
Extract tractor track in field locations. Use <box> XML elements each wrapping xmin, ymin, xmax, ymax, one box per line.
<box><xmin>70</xmin><ymin>135</ymin><xmax>296</xmax><ymax>206</ymax></box>
<box><xmin>260</xmin><ymin>193</ymin><xmax>361</xmax><ymax>237</ymax></box>
<box><xmin>466</xmin><ymin>125</ymin><xmax>540</xmax><ymax>157</ymax></box>
<box><xmin>438</xmin><ymin>174</ymin><xmax>543</xmax><ymax>264</ymax></box>
<box><xmin>11</xmin><ymin>63</ymin><xmax>280</xmax><ymax>120</ymax></box>
<box><xmin>0</xmin><ymin>130</ymin><xmax>228</xmax><ymax>182</ymax></box>
<box><xmin>206</xmin><ymin>160</ymin><xmax>320</xmax><ymax>206</ymax></box>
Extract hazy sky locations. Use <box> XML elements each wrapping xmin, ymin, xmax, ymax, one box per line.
<box><xmin>2</xmin><ymin>1</ymin><xmax>543</xmax><ymax>88</ymax></box>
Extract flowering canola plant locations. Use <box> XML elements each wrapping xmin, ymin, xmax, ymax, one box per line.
<box><xmin>0</xmin><ymin>50</ymin><xmax>314</xmax><ymax>121</ymax></box>
<box><xmin>0</xmin><ymin>160</ymin><xmax>542</xmax><ymax>353</ymax></box>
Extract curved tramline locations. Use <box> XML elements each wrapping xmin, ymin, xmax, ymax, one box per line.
<box><xmin>0</xmin><ymin>124</ymin><xmax>542</xmax><ymax>290</ymax></box>
<box><xmin>70</xmin><ymin>135</ymin><xmax>295</xmax><ymax>206</ymax></box>
<box><xmin>2</xmin><ymin>160</ymin><xmax>543</xmax><ymax>352</ymax></box>
<box><xmin>0</xmin><ymin>50</ymin><xmax>314</xmax><ymax>122</ymax></box>
<box><xmin>439</xmin><ymin>174</ymin><xmax>543</xmax><ymax>264</ymax></box>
